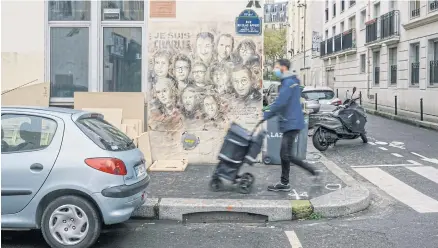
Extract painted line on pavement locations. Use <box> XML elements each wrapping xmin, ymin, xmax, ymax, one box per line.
<box><xmin>375</xmin><ymin>141</ymin><xmax>388</xmax><ymax>145</ymax></box>
<box><xmin>407</xmin><ymin>160</ymin><xmax>422</xmax><ymax>165</ymax></box>
<box><xmin>378</xmin><ymin>147</ymin><xmax>388</xmax><ymax>151</ymax></box>
<box><xmin>368</xmin><ymin>142</ymin><xmax>376</xmax><ymax>145</ymax></box>
<box><xmin>351</xmin><ymin>164</ymin><xmax>422</xmax><ymax>168</ymax></box>
<box><xmin>285</xmin><ymin>231</ymin><xmax>303</xmax><ymax>248</ymax></box>
<box><xmin>391</xmin><ymin>153</ymin><xmax>403</xmax><ymax>158</ymax></box>
<box><xmin>354</xmin><ymin>167</ymin><xmax>438</xmax><ymax>213</ymax></box>
<box><xmin>411</xmin><ymin>152</ymin><xmax>428</xmax><ymax>159</ymax></box>
<box><xmin>407</xmin><ymin>166</ymin><xmax>438</xmax><ymax>184</ymax></box>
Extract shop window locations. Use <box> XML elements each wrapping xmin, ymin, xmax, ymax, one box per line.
<box><xmin>50</xmin><ymin>28</ymin><xmax>89</xmax><ymax>98</ymax></box>
<box><xmin>48</xmin><ymin>0</ymin><xmax>90</xmax><ymax>21</ymax></box>
<box><xmin>103</xmin><ymin>27</ymin><xmax>142</xmax><ymax>92</ymax></box>
<box><xmin>101</xmin><ymin>1</ymin><xmax>144</xmax><ymax>21</ymax></box>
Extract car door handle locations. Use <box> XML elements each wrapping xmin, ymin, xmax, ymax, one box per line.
<box><xmin>30</xmin><ymin>163</ymin><xmax>44</xmax><ymax>172</ymax></box>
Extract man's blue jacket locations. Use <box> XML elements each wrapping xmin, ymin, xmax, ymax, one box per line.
<box><xmin>263</xmin><ymin>72</ymin><xmax>305</xmax><ymax>133</ymax></box>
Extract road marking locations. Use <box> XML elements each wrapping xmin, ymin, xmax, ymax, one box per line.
<box><xmin>285</xmin><ymin>231</ymin><xmax>303</xmax><ymax>248</ymax></box>
<box><xmin>411</xmin><ymin>152</ymin><xmax>438</xmax><ymax>165</ymax></box>
<box><xmin>407</xmin><ymin>166</ymin><xmax>438</xmax><ymax>184</ymax></box>
<box><xmin>389</xmin><ymin>141</ymin><xmax>405</xmax><ymax>149</ymax></box>
<box><xmin>391</xmin><ymin>153</ymin><xmax>403</xmax><ymax>158</ymax></box>
<box><xmin>368</xmin><ymin>142</ymin><xmax>376</xmax><ymax>145</ymax></box>
<box><xmin>375</xmin><ymin>141</ymin><xmax>388</xmax><ymax>145</ymax></box>
<box><xmin>351</xmin><ymin>160</ymin><xmax>422</xmax><ymax>168</ymax></box>
<box><xmin>354</xmin><ymin>167</ymin><xmax>438</xmax><ymax>213</ymax></box>
<box><xmin>378</xmin><ymin>147</ymin><xmax>388</xmax><ymax>151</ymax></box>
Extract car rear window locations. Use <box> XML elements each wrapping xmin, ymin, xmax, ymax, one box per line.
<box><xmin>76</xmin><ymin>117</ymin><xmax>135</xmax><ymax>151</ymax></box>
<box><xmin>302</xmin><ymin>90</ymin><xmax>335</xmax><ymax>100</ymax></box>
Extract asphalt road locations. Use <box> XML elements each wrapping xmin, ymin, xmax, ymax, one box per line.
<box><xmin>2</xmin><ymin>115</ymin><xmax>438</xmax><ymax>248</ymax></box>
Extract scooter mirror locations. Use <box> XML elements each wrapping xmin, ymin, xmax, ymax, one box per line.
<box><xmin>352</xmin><ymin>87</ymin><xmax>357</xmax><ymax>94</ymax></box>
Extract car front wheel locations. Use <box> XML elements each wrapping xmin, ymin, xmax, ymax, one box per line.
<box><xmin>41</xmin><ymin>195</ymin><xmax>101</xmax><ymax>248</ymax></box>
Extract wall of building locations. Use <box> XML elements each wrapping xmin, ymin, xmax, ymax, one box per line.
<box><xmin>1</xmin><ymin>1</ymin><xmax>45</xmax><ymax>91</ymax></box>
<box><xmin>147</xmin><ymin>1</ymin><xmax>263</xmax><ymax>163</ymax></box>
<box><xmin>321</xmin><ymin>0</ymin><xmax>438</xmax><ymax>122</ymax></box>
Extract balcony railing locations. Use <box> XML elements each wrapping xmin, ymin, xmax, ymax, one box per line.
<box><xmin>350</xmin><ymin>0</ymin><xmax>356</xmax><ymax>7</ymax></box>
<box><xmin>390</xmin><ymin>65</ymin><xmax>397</xmax><ymax>85</ymax></box>
<box><xmin>411</xmin><ymin>62</ymin><xmax>420</xmax><ymax>85</ymax></box>
<box><xmin>430</xmin><ymin>60</ymin><xmax>438</xmax><ymax>85</ymax></box>
<box><xmin>320</xmin><ymin>28</ymin><xmax>356</xmax><ymax>58</ymax></box>
<box><xmin>411</xmin><ymin>8</ymin><xmax>420</xmax><ymax>18</ymax></box>
<box><xmin>374</xmin><ymin>67</ymin><xmax>380</xmax><ymax>85</ymax></box>
<box><xmin>430</xmin><ymin>0</ymin><xmax>438</xmax><ymax>12</ymax></box>
<box><xmin>365</xmin><ymin>10</ymin><xmax>400</xmax><ymax>45</ymax></box>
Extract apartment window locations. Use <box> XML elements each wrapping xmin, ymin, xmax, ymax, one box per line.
<box><xmin>48</xmin><ymin>1</ymin><xmax>90</xmax><ymax>99</ymax></box>
<box><xmin>333</xmin><ymin>2</ymin><xmax>337</xmax><ymax>17</ymax></box>
<box><xmin>341</xmin><ymin>0</ymin><xmax>345</xmax><ymax>12</ymax></box>
<box><xmin>332</xmin><ymin>26</ymin><xmax>336</xmax><ymax>36</ymax></box>
<box><xmin>430</xmin><ymin>0</ymin><xmax>438</xmax><ymax>12</ymax></box>
<box><xmin>374</xmin><ymin>2</ymin><xmax>380</xmax><ymax>18</ymax></box>
<box><xmin>410</xmin><ymin>0</ymin><xmax>421</xmax><ymax>18</ymax></box>
<box><xmin>350</xmin><ymin>0</ymin><xmax>356</xmax><ymax>7</ymax></box>
<box><xmin>325</xmin><ymin>30</ymin><xmax>329</xmax><ymax>39</ymax></box>
<box><xmin>340</xmin><ymin>21</ymin><xmax>345</xmax><ymax>32</ymax></box>
<box><xmin>410</xmin><ymin>43</ymin><xmax>420</xmax><ymax>85</ymax></box>
<box><xmin>349</xmin><ymin>15</ymin><xmax>356</xmax><ymax>30</ymax></box>
<box><xmin>360</xmin><ymin>10</ymin><xmax>366</xmax><ymax>29</ymax></box>
<box><xmin>265</xmin><ymin>5</ymin><xmax>270</xmax><ymax>14</ymax></box>
<box><xmin>325</xmin><ymin>7</ymin><xmax>329</xmax><ymax>22</ymax></box>
<box><xmin>390</xmin><ymin>0</ymin><xmax>397</xmax><ymax>11</ymax></box>
<box><xmin>274</xmin><ymin>5</ymin><xmax>278</xmax><ymax>12</ymax></box>
<box><xmin>360</xmin><ymin>54</ymin><xmax>366</xmax><ymax>73</ymax></box>
<box><xmin>429</xmin><ymin>41</ymin><xmax>438</xmax><ymax>85</ymax></box>
<box><xmin>389</xmin><ymin>47</ymin><xmax>398</xmax><ymax>85</ymax></box>
<box><xmin>280</xmin><ymin>13</ymin><xmax>285</xmax><ymax>22</ymax></box>
<box><xmin>272</xmin><ymin>24</ymin><xmax>276</xmax><ymax>29</ymax></box>
<box><xmin>101</xmin><ymin>1</ymin><xmax>144</xmax><ymax>21</ymax></box>
<box><xmin>373</xmin><ymin>51</ymin><xmax>380</xmax><ymax>85</ymax></box>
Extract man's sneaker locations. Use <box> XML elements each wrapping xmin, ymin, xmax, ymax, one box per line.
<box><xmin>267</xmin><ymin>182</ymin><xmax>291</xmax><ymax>192</ymax></box>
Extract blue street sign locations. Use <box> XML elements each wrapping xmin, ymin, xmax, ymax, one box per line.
<box><xmin>235</xmin><ymin>9</ymin><xmax>262</xmax><ymax>36</ymax></box>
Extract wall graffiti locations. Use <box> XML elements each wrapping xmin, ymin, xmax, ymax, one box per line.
<box><xmin>148</xmin><ymin>23</ymin><xmax>263</xmax><ymax>143</ymax></box>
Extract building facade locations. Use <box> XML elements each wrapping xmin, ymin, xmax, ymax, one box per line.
<box><xmin>264</xmin><ymin>1</ymin><xmax>289</xmax><ymax>30</ymax></box>
<box><xmin>287</xmin><ymin>0</ymin><xmax>324</xmax><ymax>86</ymax></box>
<box><xmin>320</xmin><ymin>0</ymin><xmax>438</xmax><ymax>122</ymax></box>
<box><xmin>1</xmin><ymin>0</ymin><xmax>264</xmax><ymax>163</ymax></box>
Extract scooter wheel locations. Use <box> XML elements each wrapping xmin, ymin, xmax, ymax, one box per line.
<box><xmin>360</xmin><ymin>133</ymin><xmax>368</xmax><ymax>143</ymax></box>
<box><xmin>209</xmin><ymin>178</ymin><xmax>223</xmax><ymax>192</ymax></box>
<box><xmin>238</xmin><ymin>173</ymin><xmax>254</xmax><ymax>194</ymax></box>
<box><xmin>313</xmin><ymin>129</ymin><xmax>329</xmax><ymax>151</ymax></box>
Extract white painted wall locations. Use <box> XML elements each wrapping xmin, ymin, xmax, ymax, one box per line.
<box><xmin>1</xmin><ymin>1</ymin><xmax>45</xmax><ymax>91</ymax></box>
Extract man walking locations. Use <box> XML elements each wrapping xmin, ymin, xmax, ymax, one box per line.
<box><xmin>263</xmin><ymin>59</ymin><xmax>320</xmax><ymax>192</ymax></box>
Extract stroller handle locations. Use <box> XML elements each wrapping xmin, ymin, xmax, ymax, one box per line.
<box><xmin>250</xmin><ymin>119</ymin><xmax>265</xmax><ymax>136</ymax></box>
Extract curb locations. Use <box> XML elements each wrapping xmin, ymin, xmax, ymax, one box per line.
<box><xmin>365</xmin><ymin>108</ymin><xmax>438</xmax><ymax>131</ymax></box>
<box><xmin>132</xmin><ymin>198</ymin><xmax>313</xmax><ymax>221</ymax></box>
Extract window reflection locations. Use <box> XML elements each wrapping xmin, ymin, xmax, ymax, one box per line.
<box><xmin>103</xmin><ymin>28</ymin><xmax>142</xmax><ymax>92</ymax></box>
<box><xmin>50</xmin><ymin>28</ymin><xmax>89</xmax><ymax>98</ymax></box>
<box><xmin>101</xmin><ymin>1</ymin><xmax>144</xmax><ymax>21</ymax></box>
<box><xmin>48</xmin><ymin>0</ymin><xmax>90</xmax><ymax>21</ymax></box>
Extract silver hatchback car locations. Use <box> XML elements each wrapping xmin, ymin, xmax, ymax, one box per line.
<box><xmin>1</xmin><ymin>106</ymin><xmax>150</xmax><ymax>248</ymax></box>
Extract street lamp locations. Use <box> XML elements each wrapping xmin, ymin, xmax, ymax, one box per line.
<box><xmin>297</xmin><ymin>1</ymin><xmax>307</xmax><ymax>85</ymax></box>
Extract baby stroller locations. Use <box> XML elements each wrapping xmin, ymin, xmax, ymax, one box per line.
<box><xmin>209</xmin><ymin>120</ymin><xmax>266</xmax><ymax>194</ymax></box>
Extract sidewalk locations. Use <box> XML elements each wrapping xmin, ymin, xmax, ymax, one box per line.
<box><xmin>133</xmin><ymin>140</ymin><xmax>371</xmax><ymax>222</ymax></box>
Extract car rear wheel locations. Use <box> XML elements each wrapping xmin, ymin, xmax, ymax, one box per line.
<box><xmin>41</xmin><ymin>195</ymin><xmax>101</xmax><ymax>248</ymax></box>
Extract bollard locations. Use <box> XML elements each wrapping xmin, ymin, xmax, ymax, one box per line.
<box><xmin>375</xmin><ymin>93</ymin><xmax>378</xmax><ymax>111</ymax></box>
<box><xmin>359</xmin><ymin>91</ymin><xmax>362</xmax><ymax>105</ymax></box>
<box><xmin>395</xmin><ymin>95</ymin><xmax>398</xmax><ymax>115</ymax></box>
<box><xmin>420</xmin><ymin>98</ymin><xmax>424</xmax><ymax>121</ymax></box>
<box><xmin>336</xmin><ymin>88</ymin><xmax>339</xmax><ymax>98</ymax></box>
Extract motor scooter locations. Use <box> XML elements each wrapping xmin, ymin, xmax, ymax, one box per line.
<box><xmin>311</xmin><ymin>87</ymin><xmax>368</xmax><ymax>151</ymax></box>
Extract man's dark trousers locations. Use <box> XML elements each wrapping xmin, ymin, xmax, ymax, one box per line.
<box><xmin>280</xmin><ymin>129</ymin><xmax>317</xmax><ymax>184</ymax></box>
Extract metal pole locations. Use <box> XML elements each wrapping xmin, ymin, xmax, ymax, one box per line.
<box><xmin>394</xmin><ymin>95</ymin><xmax>397</xmax><ymax>115</ymax></box>
<box><xmin>420</xmin><ymin>98</ymin><xmax>424</xmax><ymax>121</ymax></box>
<box><xmin>375</xmin><ymin>93</ymin><xmax>378</xmax><ymax>111</ymax></box>
<box><xmin>360</xmin><ymin>91</ymin><xmax>362</xmax><ymax>105</ymax></box>
<box><xmin>336</xmin><ymin>88</ymin><xmax>339</xmax><ymax>98</ymax></box>
<box><xmin>303</xmin><ymin>1</ymin><xmax>307</xmax><ymax>86</ymax></box>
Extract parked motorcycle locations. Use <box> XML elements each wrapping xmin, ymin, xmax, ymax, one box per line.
<box><xmin>311</xmin><ymin>87</ymin><xmax>368</xmax><ymax>151</ymax></box>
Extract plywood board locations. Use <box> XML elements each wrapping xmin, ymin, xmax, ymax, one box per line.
<box><xmin>148</xmin><ymin>159</ymin><xmax>188</xmax><ymax>172</ymax></box>
<box><xmin>120</xmin><ymin>124</ymin><xmax>128</xmax><ymax>134</ymax></box>
<box><xmin>122</xmin><ymin>119</ymin><xmax>142</xmax><ymax>137</ymax></box>
<box><xmin>137</xmin><ymin>132</ymin><xmax>153</xmax><ymax>168</ymax></box>
<box><xmin>150</xmin><ymin>0</ymin><xmax>176</xmax><ymax>18</ymax></box>
<box><xmin>82</xmin><ymin>108</ymin><xmax>123</xmax><ymax>129</ymax></box>
<box><xmin>1</xmin><ymin>82</ymin><xmax>50</xmax><ymax>107</ymax></box>
<box><xmin>74</xmin><ymin>92</ymin><xmax>145</xmax><ymax>131</ymax></box>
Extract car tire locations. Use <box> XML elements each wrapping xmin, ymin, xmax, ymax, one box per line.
<box><xmin>41</xmin><ymin>195</ymin><xmax>101</xmax><ymax>248</ymax></box>
<box><xmin>360</xmin><ymin>133</ymin><xmax>368</xmax><ymax>143</ymax></box>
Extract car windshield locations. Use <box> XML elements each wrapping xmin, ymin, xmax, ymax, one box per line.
<box><xmin>76</xmin><ymin>117</ymin><xmax>135</xmax><ymax>151</ymax></box>
<box><xmin>302</xmin><ymin>90</ymin><xmax>335</xmax><ymax>100</ymax></box>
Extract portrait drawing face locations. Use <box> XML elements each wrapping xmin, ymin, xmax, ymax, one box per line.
<box><xmin>238</xmin><ymin>41</ymin><xmax>256</xmax><ymax>64</ymax></box>
<box><xmin>181</xmin><ymin>87</ymin><xmax>197</xmax><ymax>112</ymax></box>
<box><xmin>154</xmin><ymin>55</ymin><xmax>170</xmax><ymax>78</ymax></box>
<box><xmin>155</xmin><ymin>77</ymin><xmax>174</xmax><ymax>107</ymax></box>
<box><xmin>203</xmin><ymin>95</ymin><xmax>219</xmax><ymax>119</ymax></box>
<box><xmin>213</xmin><ymin>69</ymin><xmax>229</xmax><ymax>94</ymax></box>
<box><xmin>192</xmin><ymin>64</ymin><xmax>207</xmax><ymax>85</ymax></box>
<box><xmin>174</xmin><ymin>60</ymin><xmax>190</xmax><ymax>82</ymax></box>
<box><xmin>217</xmin><ymin>35</ymin><xmax>233</xmax><ymax>62</ymax></box>
<box><xmin>232</xmin><ymin>68</ymin><xmax>252</xmax><ymax>97</ymax></box>
<box><xmin>196</xmin><ymin>33</ymin><xmax>214</xmax><ymax>64</ymax></box>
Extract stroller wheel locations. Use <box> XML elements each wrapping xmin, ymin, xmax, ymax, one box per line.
<box><xmin>238</xmin><ymin>173</ymin><xmax>254</xmax><ymax>194</ymax></box>
<box><xmin>209</xmin><ymin>178</ymin><xmax>223</xmax><ymax>192</ymax></box>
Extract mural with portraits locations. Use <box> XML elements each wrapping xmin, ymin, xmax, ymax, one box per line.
<box><xmin>147</xmin><ymin>22</ymin><xmax>262</xmax><ymax>161</ymax></box>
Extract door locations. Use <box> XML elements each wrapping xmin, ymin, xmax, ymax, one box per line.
<box><xmin>1</xmin><ymin>112</ymin><xmax>63</xmax><ymax>215</ymax></box>
<box><xmin>326</xmin><ymin>69</ymin><xmax>335</xmax><ymax>89</ymax></box>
